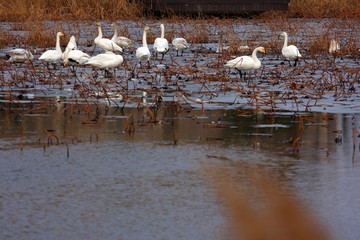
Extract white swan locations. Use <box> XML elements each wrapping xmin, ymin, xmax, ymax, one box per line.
<box><xmin>95</xmin><ymin>22</ymin><xmax>123</xmax><ymax>53</ymax></box>
<box><xmin>111</xmin><ymin>23</ymin><xmax>135</xmax><ymax>49</ymax></box>
<box><xmin>39</xmin><ymin>32</ymin><xmax>64</xmax><ymax>64</ymax></box>
<box><xmin>86</xmin><ymin>51</ymin><xmax>123</xmax><ymax>78</ymax></box>
<box><xmin>66</xmin><ymin>35</ymin><xmax>77</xmax><ymax>51</ymax></box>
<box><xmin>279</xmin><ymin>32</ymin><xmax>302</xmax><ymax>66</ymax></box>
<box><xmin>63</xmin><ymin>48</ymin><xmax>90</xmax><ymax>66</ymax></box>
<box><xmin>225</xmin><ymin>46</ymin><xmax>265</xmax><ymax>79</ymax></box>
<box><xmin>136</xmin><ymin>27</ymin><xmax>151</xmax><ymax>67</ymax></box>
<box><xmin>61</xmin><ymin>35</ymin><xmax>77</xmax><ymax>61</ymax></box>
<box><xmin>4</xmin><ymin>48</ymin><xmax>34</xmax><ymax>62</ymax></box>
<box><xmin>329</xmin><ymin>39</ymin><xmax>340</xmax><ymax>54</ymax></box>
<box><xmin>172</xmin><ymin>37</ymin><xmax>189</xmax><ymax>56</ymax></box>
<box><xmin>86</xmin><ymin>51</ymin><xmax>123</xmax><ymax>69</ymax></box>
<box><xmin>153</xmin><ymin>24</ymin><xmax>169</xmax><ymax>60</ymax></box>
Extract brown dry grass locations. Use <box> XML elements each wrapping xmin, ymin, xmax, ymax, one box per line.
<box><xmin>0</xmin><ymin>0</ymin><xmax>359</xmax><ymax>22</ymax></box>
<box><xmin>288</xmin><ymin>0</ymin><xmax>360</xmax><ymax>18</ymax></box>
<box><xmin>0</xmin><ymin>0</ymin><xmax>143</xmax><ymax>21</ymax></box>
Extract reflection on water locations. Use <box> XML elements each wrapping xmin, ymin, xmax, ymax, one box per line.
<box><xmin>0</xmin><ymin>105</ymin><xmax>360</xmax><ymax>239</ymax></box>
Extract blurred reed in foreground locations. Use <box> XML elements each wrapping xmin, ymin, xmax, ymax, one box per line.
<box><xmin>205</xmin><ymin>164</ymin><xmax>330</xmax><ymax>240</ymax></box>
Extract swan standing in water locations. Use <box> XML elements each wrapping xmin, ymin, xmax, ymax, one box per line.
<box><xmin>136</xmin><ymin>27</ymin><xmax>151</xmax><ymax>68</ymax></box>
<box><xmin>225</xmin><ymin>46</ymin><xmax>265</xmax><ymax>80</ymax></box>
<box><xmin>279</xmin><ymin>32</ymin><xmax>302</xmax><ymax>66</ymax></box>
<box><xmin>61</xmin><ymin>35</ymin><xmax>77</xmax><ymax>61</ymax></box>
<box><xmin>153</xmin><ymin>24</ymin><xmax>169</xmax><ymax>60</ymax></box>
<box><xmin>63</xmin><ymin>49</ymin><xmax>90</xmax><ymax>65</ymax></box>
<box><xmin>329</xmin><ymin>39</ymin><xmax>340</xmax><ymax>54</ymax></box>
<box><xmin>111</xmin><ymin>23</ymin><xmax>135</xmax><ymax>49</ymax></box>
<box><xmin>86</xmin><ymin>51</ymin><xmax>123</xmax><ymax>78</ymax></box>
<box><xmin>4</xmin><ymin>48</ymin><xmax>34</xmax><ymax>62</ymax></box>
<box><xmin>63</xmin><ymin>38</ymin><xmax>91</xmax><ymax>75</ymax></box>
<box><xmin>172</xmin><ymin>37</ymin><xmax>189</xmax><ymax>56</ymax></box>
<box><xmin>39</xmin><ymin>32</ymin><xmax>64</xmax><ymax>66</ymax></box>
<box><xmin>95</xmin><ymin>22</ymin><xmax>123</xmax><ymax>53</ymax></box>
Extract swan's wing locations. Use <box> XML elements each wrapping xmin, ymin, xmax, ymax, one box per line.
<box><xmin>6</xmin><ymin>49</ymin><xmax>28</xmax><ymax>56</ymax></box>
<box><xmin>136</xmin><ymin>47</ymin><xmax>151</xmax><ymax>61</ymax></box>
<box><xmin>282</xmin><ymin>45</ymin><xmax>301</xmax><ymax>59</ymax></box>
<box><xmin>225</xmin><ymin>56</ymin><xmax>254</xmax><ymax>70</ymax></box>
<box><xmin>96</xmin><ymin>38</ymin><xmax>123</xmax><ymax>52</ymax></box>
<box><xmin>67</xmin><ymin>50</ymin><xmax>90</xmax><ymax>64</ymax></box>
<box><xmin>87</xmin><ymin>53</ymin><xmax>123</xmax><ymax>68</ymax></box>
<box><xmin>5</xmin><ymin>48</ymin><xmax>33</xmax><ymax>62</ymax></box>
<box><xmin>113</xmin><ymin>37</ymin><xmax>135</xmax><ymax>48</ymax></box>
<box><xmin>172</xmin><ymin>38</ymin><xmax>189</xmax><ymax>50</ymax></box>
<box><xmin>154</xmin><ymin>38</ymin><xmax>169</xmax><ymax>52</ymax></box>
<box><xmin>39</xmin><ymin>50</ymin><xmax>62</xmax><ymax>62</ymax></box>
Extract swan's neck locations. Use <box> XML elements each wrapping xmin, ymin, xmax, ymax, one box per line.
<box><xmin>56</xmin><ymin>34</ymin><xmax>61</xmax><ymax>53</ymax></box>
<box><xmin>252</xmin><ymin>48</ymin><xmax>261</xmax><ymax>63</ymax></box>
<box><xmin>218</xmin><ymin>34</ymin><xmax>223</xmax><ymax>51</ymax></box>
<box><xmin>97</xmin><ymin>26</ymin><xmax>103</xmax><ymax>39</ymax></box>
<box><xmin>63</xmin><ymin>48</ymin><xmax>70</xmax><ymax>62</ymax></box>
<box><xmin>142</xmin><ymin>30</ymin><xmax>148</xmax><ymax>48</ymax></box>
<box><xmin>113</xmin><ymin>26</ymin><xmax>118</xmax><ymax>38</ymax></box>
<box><xmin>160</xmin><ymin>25</ymin><xmax>165</xmax><ymax>39</ymax></box>
<box><xmin>283</xmin><ymin>33</ymin><xmax>288</xmax><ymax>48</ymax></box>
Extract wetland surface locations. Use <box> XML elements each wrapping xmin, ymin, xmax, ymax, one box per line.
<box><xmin>1</xmin><ymin>18</ymin><xmax>360</xmax><ymax>240</ymax></box>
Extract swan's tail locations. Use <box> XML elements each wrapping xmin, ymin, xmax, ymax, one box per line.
<box><xmin>225</xmin><ymin>58</ymin><xmax>243</xmax><ymax>68</ymax></box>
<box><xmin>296</xmin><ymin>49</ymin><xmax>302</xmax><ymax>58</ymax></box>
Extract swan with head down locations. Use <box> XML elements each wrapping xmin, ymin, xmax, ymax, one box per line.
<box><xmin>5</xmin><ymin>48</ymin><xmax>34</xmax><ymax>63</ymax></box>
<box><xmin>172</xmin><ymin>37</ymin><xmax>189</xmax><ymax>56</ymax></box>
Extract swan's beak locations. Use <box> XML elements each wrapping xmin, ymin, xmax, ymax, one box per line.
<box><xmin>262</xmin><ymin>49</ymin><xmax>266</xmax><ymax>53</ymax></box>
<box><xmin>97</xmin><ymin>22</ymin><xmax>100</xmax><ymax>26</ymax></box>
<box><xmin>146</xmin><ymin>27</ymin><xmax>150</xmax><ymax>31</ymax></box>
<box><xmin>63</xmin><ymin>62</ymin><xmax>66</xmax><ymax>67</ymax></box>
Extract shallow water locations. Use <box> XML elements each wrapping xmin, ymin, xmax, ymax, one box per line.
<box><xmin>1</xmin><ymin>107</ymin><xmax>360</xmax><ymax>240</ymax></box>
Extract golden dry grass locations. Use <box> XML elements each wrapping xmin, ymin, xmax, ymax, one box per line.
<box><xmin>288</xmin><ymin>0</ymin><xmax>360</xmax><ymax>18</ymax></box>
<box><xmin>0</xmin><ymin>0</ymin><xmax>359</xmax><ymax>22</ymax></box>
<box><xmin>0</xmin><ymin>0</ymin><xmax>144</xmax><ymax>21</ymax></box>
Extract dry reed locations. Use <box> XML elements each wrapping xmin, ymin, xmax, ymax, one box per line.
<box><xmin>0</xmin><ymin>0</ymin><xmax>144</xmax><ymax>21</ymax></box>
<box><xmin>288</xmin><ymin>0</ymin><xmax>360</xmax><ymax>18</ymax></box>
<box><xmin>0</xmin><ymin>0</ymin><xmax>359</xmax><ymax>22</ymax></box>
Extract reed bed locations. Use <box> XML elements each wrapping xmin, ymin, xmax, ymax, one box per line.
<box><xmin>0</xmin><ymin>0</ymin><xmax>144</xmax><ymax>21</ymax></box>
<box><xmin>0</xmin><ymin>0</ymin><xmax>359</xmax><ymax>22</ymax></box>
